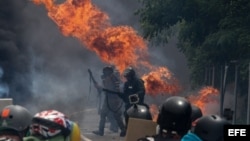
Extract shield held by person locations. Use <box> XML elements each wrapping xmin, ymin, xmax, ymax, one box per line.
<box><xmin>125</xmin><ymin>117</ymin><xmax>157</xmax><ymax>141</ymax></box>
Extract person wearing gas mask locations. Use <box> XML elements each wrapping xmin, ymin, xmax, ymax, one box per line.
<box><xmin>119</xmin><ymin>66</ymin><xmax>148</xmax><ymax>130</ymax></box>
<box><xmin>92</xmin><ymin>66</ymin><xmax>126</xmax><ymax>137</ymax></box>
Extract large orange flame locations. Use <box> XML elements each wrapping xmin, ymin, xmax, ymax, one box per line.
<box><xmin>149</xmin><ymin>86</ymin><xmax>220</xmax><ymax>123</ymax></box>
<box><xmin>188</xmin><ymin>86</ymin><xmax>220</xmax><ymax>115</ymax></box>
<box><xmin>32</xmin><ymin>0</ymin><xmax>179</xmax><ymax>95</ymax></box>
<box><xmin>32</xmin><ymin>0</ymin><xmax>147</xmax><ymax>71</ymax></box>
<box><xmin>142</xmin><ymin>67</ymin><xmax>180</xmax><ymax>96</ymax></box>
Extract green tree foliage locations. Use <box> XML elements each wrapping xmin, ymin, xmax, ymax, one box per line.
<box><xmin>136</xmin><ymin>0</ymin><xmax>250</xmax><ymax>90</ymax></box>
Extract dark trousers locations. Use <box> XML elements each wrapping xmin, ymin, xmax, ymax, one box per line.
<box><xmin>124</xmin><ymin>105</ymin><xmax>131</xmax><ymax>130</ymax></box>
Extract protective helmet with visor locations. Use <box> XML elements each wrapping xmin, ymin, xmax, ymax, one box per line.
<box><xmin>29</xmin><ymin>110</ymin><xmax>71</xmax><ymax>140</ymax></box>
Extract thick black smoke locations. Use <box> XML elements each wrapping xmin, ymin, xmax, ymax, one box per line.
<box><xmin>0</xmin><ymin>0</ymin><xmax>32</xmax><ymax>105</ymax></box>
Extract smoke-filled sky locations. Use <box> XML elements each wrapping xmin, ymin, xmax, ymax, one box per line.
<box><xmin>0</xmin><ymin>0</ymin><xmax>192</xmax><ymax>124</ymax></box>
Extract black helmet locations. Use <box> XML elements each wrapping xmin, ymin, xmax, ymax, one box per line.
<box><xmin>103</xmin><ymin>66</ymin><xmax>113</xmax><ymax>74</ymax></box>
<box><xmin>157</xmin><ymin>96</ymin><xmax>192</xmax><ymax>136</ymax></box>
<box><xmin>126</xmin><ymin>104</ymin><xmax>152</xmax><ymax>120</ymax></box>
<box><xmin>0</xmin><ymin>105</ymin><xmax>32</xmax><ymax>133</ymax></box>
<box><xmin>123</xmin><ymin>66</ymin><xmax>135</xmax><ymax>78</ymax></box>
<box><xmin>191</xmin><ymin>104</ymin><xmax>203</xmax><ymax>122</ymax></box>
<box><xmin>193</xmin><ymin>114</ymin><xmax>230</xmax><ymax>141</ymax></box>
<box><xmin>102</xmin><ymin>66</ymin><xmax>114</xmax><ymax>78</ymax></box>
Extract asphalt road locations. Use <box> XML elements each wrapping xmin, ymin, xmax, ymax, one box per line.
<box><xmin>80</xmin><ymin>106</ymin><xmax>125</xmax><ymax>141</ymax></box>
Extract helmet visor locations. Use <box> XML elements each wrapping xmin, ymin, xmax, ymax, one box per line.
<box><xmin>30</xmin><ymin>118</ymin><xmax>65</xmax><ymax>140</ymax></box>
<box><xmin>30</xmin><ymin>123</ymin><xmax>63</xmax><ymax>140</ymax></box>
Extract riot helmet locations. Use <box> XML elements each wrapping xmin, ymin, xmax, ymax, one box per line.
<box><xmin>157</xmin><ymin>96</ymin><xmax>192</xmax><ymax>136</ymax></box>
<box><xmin>123</xmin><ymin>67</ymin><xmax>136</xmax><ymax>80</ymax></box>
<box><xmin>126</xmin><ymin>104</ymin><xmax>152</xmax><ymax>120</ymax></box>
<box><xmin>193</xmin><ymin>114</ymin><xmax>230</xmax><ymax>141</ymax></box>
<box><xmin>191</xmin><ymin>104</ymin><xmax>203</xmax><ymax>123</ymax></box>
<box><xmin>0</xmin><ymin>105</ymin><xmax>32</xmax><ymax>134</ymax></box>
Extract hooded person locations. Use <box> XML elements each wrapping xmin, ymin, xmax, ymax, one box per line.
<box><xmin>23</xmin><ymin>110</ymin><xmax>81</xmax><ymax>141</ymax></box>
<box><xmin>0</xmin><ymin>105</ymin><xmax>33</xmax><ymax>141</ymax></box>
<box><xmin>121</xmin><ymin>66</ymin><xmax>148</xmax><ymax>130</ymax></box>
<box><xmin>92</xmin><ymin>66</ymin><xmax>126</xmax><ymax>137</ymax></box>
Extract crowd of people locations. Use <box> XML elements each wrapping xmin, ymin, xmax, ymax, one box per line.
<box><xmin>0</xmin><ymin>65</ymin><xmax>231</xmax><ymax>141</ymax></box>
<box><xmin>138</xmin><ymin>96</ymin><xmax>230</xmax><ymax>141</ymax></box>
<box><xmin>89</xmin><ymin>65</ymin><xmax>231</xmax><ymax>141</ymax></box>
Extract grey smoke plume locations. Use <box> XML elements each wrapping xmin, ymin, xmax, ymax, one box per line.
<box><xmin>21</xmin><ymin>1</ymin><xmax>104</xmax><ymax>120</ymax></box>
<box><xmin>0</xmin><ymin>0</ymin><xmax>103</xmax><ymax>122</ymax></box>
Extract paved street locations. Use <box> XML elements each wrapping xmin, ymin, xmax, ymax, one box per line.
<box><xmin>80</xmin><ymin>105</ymin><xmax>125</xmax><ymax>141</ymax></box>
<box><xmin>76</xmin><ymin>95</ymin><xmax>160</xmax><ymax>141</ymax></box>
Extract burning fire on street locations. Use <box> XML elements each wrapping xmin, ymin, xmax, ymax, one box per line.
<box><xmin>31</xmin><ymin>0</ymin><xmax>180</xmax><ymax>96</ymax></box>
<box><xmin>142</xmin><ymin>67</ymin><xmax>180</xmax><ymax>97</ymax></box>
<box><xmin>187</xmin><ymin>86</ymin><xmax>220</xmax><ymax>115</ymax></box>
<box><xmin>31</xmin><ymin>0</ymin><xmax>220</xmax><ymax>119</ymax></box>
<box><xmin>149</xmin><ymin>86</ymin><xmax>220</xmax><ymax>122</ymax></box>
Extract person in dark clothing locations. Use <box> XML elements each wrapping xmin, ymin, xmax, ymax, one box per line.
<box><xmin>92</xmin><ymin>66</ymin><xmax>126</xmax><ymax>137</ymax></box>
<box><xmin>119</xmin><ymin>66</ymin><xmax>147</xmax><ymax>129</ymax></box>
<box><xmin>137</xmin><ymin>96</ymin><xmax>192</xmax><ymax>141</ymax></box>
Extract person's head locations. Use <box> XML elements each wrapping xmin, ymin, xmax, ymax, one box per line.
<box><xmin>123</xmin><ymin>66</ymin><xmax>136</xmax><ymax>81</ymax></box>
<box><xmin>29</xmin><ymin>110</ymin><xmax>81</xmax><ymax>141</ymax></box>
<box><xmin>157</xmin><ymin>96</ymin><xmax>192</xmax><ymax>137</ymax></box>
<box><xmin>0</xmin><ymin>105</ymin><xmax>32</xmax><ymax>141</ymax></box>
<box><xmin>102</xmin><ymin>66</ymin><xmax>114</xmax><ymax>78</ymax></box>
<box><xmin>126</xmin><ymin>104</ymin><xmax>152</xmax><ymax>120</ymax></box>
<box><xmin>193</xmin><ymin>114</ymin><xmax>230</xmax><ymax>141</ymax></box>
<box><xmin>191</xmin><ymin>104</ymin><xmax>202</xmax><ymax>126</ymax></box>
